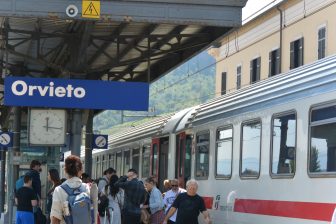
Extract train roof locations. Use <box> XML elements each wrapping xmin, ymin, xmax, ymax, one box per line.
<box><xmin>188</xmin><ymin>54</ymin><xmax>336</xmax><ymax>127</ymax></box>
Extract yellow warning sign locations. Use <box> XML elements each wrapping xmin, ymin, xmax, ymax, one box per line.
<box><xmin>82</xmin><ymin>0</ymin><xmax>100</xmax><ymax>19</ymax></box>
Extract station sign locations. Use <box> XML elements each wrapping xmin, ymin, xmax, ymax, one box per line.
<box><xmin>92</xmin><ymin>134</ymin><xmax>108</xmax><ymax>149</ymax></box>
<box><xmin>4</xmin><ymin>77</ymin><xmax>149</xmax><ymax>111</ymax></box>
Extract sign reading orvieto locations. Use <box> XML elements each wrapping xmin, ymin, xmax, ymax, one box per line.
<box><xmin>5</xmin><ymin>76</ymin><xmax>149</xmax><ymax>110</ymax></box>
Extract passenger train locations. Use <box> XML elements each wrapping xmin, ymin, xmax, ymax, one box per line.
<box><xmin>73</xmin><ymin>55</ymin><xmax>336</xmax><ymax>224</ymax></box>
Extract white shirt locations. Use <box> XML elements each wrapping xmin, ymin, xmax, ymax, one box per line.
<box><xmin>163</xmin><ymin>188</ymin><xmax>186</xmax><ymax>222</ymax></box>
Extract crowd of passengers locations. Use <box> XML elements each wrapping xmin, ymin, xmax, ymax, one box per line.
<box><xmin>14</xmin><ymin>156</ymin><xmax>211</xmax><ymax>224</ymax></box>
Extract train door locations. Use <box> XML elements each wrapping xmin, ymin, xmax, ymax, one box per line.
<box><xmin>176</xmin><ymin>132</ymin><xmax>192</xmax><ymax>188</ymax></box>
<box><xmin>151</xmin><ymin>137</ymin><xmax>169</xmax><ymax>190</ymax></box>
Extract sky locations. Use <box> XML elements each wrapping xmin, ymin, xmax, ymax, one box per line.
<box><xmin>242</xmin><ymin>0</ymin><xmax>280</xmax><ymax>21</ymax></box>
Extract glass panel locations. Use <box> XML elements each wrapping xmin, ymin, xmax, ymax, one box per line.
<box><xmin>195</xmin><ymin>132</ymin><xmax>210</xmax><ymax>178</ymax></box>
<box><xmin>132</xmin><ymin>148</ymin><xmax>140</xmax><ymax>171</ymax></box>
<box><xmin>216</xmin><ymin>127</ymin><xmax>233</xmax><ymax>177</ymax></box>
<box><xmin>271</xmin><ymin>113</ymin><xmax>296</xmax><ymax>175</ymax></box>
<box><xmin>152</xmin><ymin>144</ymin><xmax>158</xmax><ymax>176</ymax></box>
<box><xmin>123</xmin><ymin>150</ymin><xmax>130</xmax><ymax>174</ymax></box>
<box><xmin>109</xmin><ymin>154</ymin><xmax>114</xmax><ymax>168</ymax></box>
<box><xmin>311</xmin><ymin>105</ymin><xmax>336</xmax><ymax>122</ymax></box>
<box><xmin>310</xmin><ymin>123</ymin><xmax>336</xmax><ymax>173</ymax></box>
<box><xmin>185</xmin><ymin>137</ymin><xmax>192</xmax><ymax>180</ymax></box>
<box><xmin>142</xmin><ymin>145</ymin><xmax>150</xmax><ymax>178</ymax></box>
<box><xmin>179</xmin><ymin>138</ymin><xmax>185</xmax><ymax>176</ymax></box>
<box><xmin>116</xmin><ymin>152</ymin><xmax>122</xmax><ymax>177</ymax></box>
<box><xmin>241</xmin><ymin>121</ymin><xmax>261</xmax><ymax>177</ymax></box>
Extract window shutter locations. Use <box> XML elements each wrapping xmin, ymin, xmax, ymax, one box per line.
<box><xmin>221</xmin><ymin>72</ymin><xmax>227</xmax><ymax>95</ymax></box>
<box><xmin>250</xmin><ymin>60</ymin><xmax>253</xmax><ymax>84</ymax></box>
<box><xmin>269</xmin><ymin>51</ymin><xmax>272</xmax><ymax>77</ymax></box>
<box><xmin>298</xmin><ymin>37</ymin><xmax>304</xmax><ymax>66</ymax></box>
<box><xmin>275</xmin><ymin>48</ymin><xmax>280</xmax><ymax>75</ymax></box>
<box><xmin>290</xmin><ymin>41</ymin><xmax>294</xmax><ymax>69</ymax></box>
<box><xmin>256</xmin><ymin>57</ymin><xmax>261</xmax><ymax>81</ymax></box>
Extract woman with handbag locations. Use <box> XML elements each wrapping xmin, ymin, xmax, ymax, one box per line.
<box><xmin>143</xmin><ymin>177</ymin><xmax>165</xmax><ymax>224</ymax></box>
<box><xmin>46</xmin><ymin>169</ymin><xmax>61</xmax><ymax>224</ymax></box>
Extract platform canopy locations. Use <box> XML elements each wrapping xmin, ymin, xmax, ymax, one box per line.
<box><xmin>0</xmin><ymin>0</ymin><xmax>248</xmax><ymax>124</ymax></box>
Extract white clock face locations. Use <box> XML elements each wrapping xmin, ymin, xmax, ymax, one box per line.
<box><xmin>95</xmin><ymin>136</ymin><xmax>107</xmax><ymax>148</ymax></box>
<box><xmin>29</xmin><ymin>109</ymin><xmax>67</xmax><ymax>145</ymax></box>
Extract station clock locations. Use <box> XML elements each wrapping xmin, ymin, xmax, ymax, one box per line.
<box><xmin>28</xmin><ymin>109</ymin><xmax>67</xmax><ymax>146</ymax></box>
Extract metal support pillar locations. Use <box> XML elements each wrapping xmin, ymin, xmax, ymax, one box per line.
<box><xmin>8</xmin><ymin>107</ymin><xmax>21</xmax><ymax>224</ymax></box>
<box><xmin>70</xmin><ymin>109</ymin><xmax>82</xmax><ymax>156</ymax></box>
<box><xmin>0</xmin><ymin>149</ymin><xmax>6</xmax><ymax>213</ymax></box>
<box><xmin>84</xmin><ymin>110</ymin><xmax>93</xmax><ymax>176</ymax></box>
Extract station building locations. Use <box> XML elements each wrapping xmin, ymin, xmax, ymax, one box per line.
<box><xmin>209</xmin><ymin>0</ymin><xmax>336</xmax><ymax>96</ymax></box>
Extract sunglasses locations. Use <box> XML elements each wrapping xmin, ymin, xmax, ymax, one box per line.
<box><xmin>171</xmin><ymin>185</ymin><xmax>178</xmax><ymax>187</ymax></box>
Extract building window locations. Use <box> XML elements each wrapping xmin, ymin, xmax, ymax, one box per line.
<box><xmin>269</xmin><ymin>48</ymin><xmax>280</xmax><ymax>77</ymax></box>
<box><xmin>216</xmin><ymin>126</ymin><xmax>233</xmax><ymax>178</ymax></box>
<box><xmin>240</xmin><ymin>120</ymin><xmax>261</xmax><ymax>178</ymax></box>
<box><xmin>236</xmin><ymin>65</ymin><xmax>241</xmax><ymax>89</ymax></box>
<box><xmin>318</xmin><ymin>27</ymin><xmax>326</xmax><ymax>59</ymax></box>
<box><xmin>290</xmin><ymin>37</ymin><xmax>304</xmax><ymax>69</ymax></box>
<box><xmin>250</xmin><ymin>57</ymin><xmax>261</xmax><ymax>84</ymax></box>
<box><xmin>309</xmin><ymin>104</ymin><xmax>336</xmax><ymax>174</ymax></box>
<box><xmin>221</xmin><ymin>72</ymin><xmax>227</xmax><ymax>95</ymax></box>
<box><xmin>271</xmin><ymin>112</ymin><xmax>296</xmax><ymax>176</ymax></box>
<box><xmin>195</xmin><ymin>131</ymin><xmax>210</xmax><ymax>179</ymax></box>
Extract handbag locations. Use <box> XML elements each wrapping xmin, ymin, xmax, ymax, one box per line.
<box><xmin>34</xmin><ymin>207</ymin><xmax>47</xmax><ymax>224</ymax></box>
<box><xmin>140</xmin><ymin>208</ymin><xmax>150</xmax><ymax>224</ymax></box>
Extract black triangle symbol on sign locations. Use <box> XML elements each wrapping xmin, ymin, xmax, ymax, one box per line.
<box><xmin>84</xmin><ymin>2</ymin><xmax>99</xmax><ymax>16</ymax></box>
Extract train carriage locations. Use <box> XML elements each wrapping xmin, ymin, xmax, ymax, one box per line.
<box><xmin>83</xmin><ymin>54</ymin><xmax>336</xmax><ymax>224</ymax></box>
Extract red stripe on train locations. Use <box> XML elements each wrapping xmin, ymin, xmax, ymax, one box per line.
<box><xmin>234</xmin><ymin>199</ymin><xmax>336</xmax><ymax>221</ymax></box>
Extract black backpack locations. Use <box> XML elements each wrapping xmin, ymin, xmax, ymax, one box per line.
<box><xmin>97</xmin><ymin>178</ymin><xmax>109</xmax><ymax>216</ymax></box>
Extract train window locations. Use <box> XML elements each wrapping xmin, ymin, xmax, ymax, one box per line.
<box><xmin>195</xmin><ymin>131</ymin><xmax>210</xmax><ymax>179</ymax></box>
<box><xmin>309</xmin><ymin>105</ymin><xmax>336</xmax><ymax>174</ymax></box>
<box><xmin>123</xmin><ymin>150</ymin><xmax>131</xmax><ymax>174</ymax></box>
<box><xmin>271</xmin><ymin>112</ymin><xmax>296</xmax><ymax>176</ymax></box>
<box><xmin>132</xmin><ymin>148</ymin><xmax>140</xmax><ymax>173</ymax></box>
<box><xmin>97</xmin><ymin>156</ymin><xmax>102</xmax><ymax>178</ymax></box>
<box><xmin>240</xmin><ymin>120</ymin><xmax>261</xmax><ymax>178</ymax></box>
<box><xmin>116</xmin><ymin>152</ymin><xmax>122</xmax><ymax>177</ymax></box>
<box><xmin>142</xmin><ymin>145</ymin><xmax>151</xmax><ymax>178</ymax></box>
<box><xmin>215</xmin><ymin>126</ymin><xmax>233</xmax><ymax>179</ymax></box>
<box><xmin>109</xmin><ymin>154</ymin><xmax>115</xmax><ymax>168</ymax></box>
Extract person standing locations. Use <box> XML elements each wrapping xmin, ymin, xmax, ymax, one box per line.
<box><xmin>105</xmin><ymin>175</ymin><xmax>124</xmax><ymax>224</ymax></box>
<box><xmin>46</xmin><ymin>169</ymin><xmax>61</xmax><ymax>224</ymax></box>
<box><xmin>98</xmin><ymin>168</ymin><xmax>116</xmax><ymax>194</ymax></box>
<box><xmin>143</xmin><ymin>177</ymin><xmax>165</xmax><ymax>224</ymax></box>
<box><xmin>115</xmin><ymin>168</ymin><xmax>145</xmax><ymax>224</ymax></box>
<box><xmin>15</xmin><ymin>174</ymin><xmax>38</xmax><ymax>224</ymax></box>
<box><xmin>50</xmin><ymin>155</ymin><xmax>98</xmax><ymax>224</ymax></box>
<box><xmin>29</xmin><ymin>160</ymin><xmax>42</xmax><ymax>199</ymax></box>
<box><xmin>162</xmin><ymin>179</ymin><xmax>211</xmax><ymax>224</ymax></box>
<box><xmin>163</xmin><ymin>179</ymin><xmax>186</xmax><ymax>224</ymax></box>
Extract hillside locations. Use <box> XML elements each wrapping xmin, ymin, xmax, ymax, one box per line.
<box><xmin>93</xmin><ymin>51</ymin><xmax>216</xmax><ymax>133</ymax></box>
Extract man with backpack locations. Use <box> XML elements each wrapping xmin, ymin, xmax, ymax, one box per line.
<box><xmin>98</xmin><ymin>168</ymin><xmax>116</xmax><ymax>193</ymax></box>
<box><xmin>115</xmin><ymin>168</ymin><xmax>145</xmax><ymax>224</ymax></box>
<box><xmin>15</xmin><ymin>174</ymin><xmax>38</xmax><ymax>224</ymax></box>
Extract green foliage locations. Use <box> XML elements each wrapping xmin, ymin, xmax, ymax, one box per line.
<box><xmin>94</xmin><ymin>52</ymin><xmax>216</xmax><ymax>132</ymax></box>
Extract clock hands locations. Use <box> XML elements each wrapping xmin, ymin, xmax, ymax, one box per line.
<box><xmin>43</xmin><ymin>126</ymin><xmax>63</xmax><ymax>130</ymax></box>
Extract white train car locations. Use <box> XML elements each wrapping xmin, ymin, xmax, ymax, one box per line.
<box><xmin>87</xmin><ymin>54</ymin><xmax>336</xmax><ymax>224</ymax></box>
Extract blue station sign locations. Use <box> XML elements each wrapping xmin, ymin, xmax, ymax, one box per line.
<box><xmin>4</xmin><ymin>77</ymin><xmax>149</xmax><ymax>110</ymax></box>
